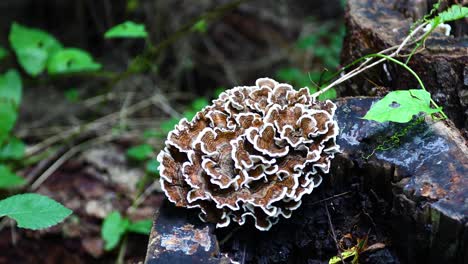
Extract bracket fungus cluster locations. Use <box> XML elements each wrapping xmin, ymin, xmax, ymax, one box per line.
<box><xmin>158</xmin><ymin>78</ymin><xmax>340</xmax><ymax>231</ymax></box>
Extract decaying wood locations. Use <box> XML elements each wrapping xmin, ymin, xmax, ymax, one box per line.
<box><xmin>145</xmin><ymin>97</ymin><xmax>467</xmax><ymax>264</ymax></box>
<box><xmin>341</xmin><ymin>0</ymin><xmax>468</xmax><ymax>130</ymax></box>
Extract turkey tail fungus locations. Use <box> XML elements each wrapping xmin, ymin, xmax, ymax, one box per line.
<box><xmin>157</xmin><ymin>78</ymin><xmax>340</xmax><ymax>231</ymax></box>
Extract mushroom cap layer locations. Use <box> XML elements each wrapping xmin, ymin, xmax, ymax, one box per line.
<box><xmin>158</xmin><ymin>78</ymin><xmax>340</xmax><ymax>231</ymax></box>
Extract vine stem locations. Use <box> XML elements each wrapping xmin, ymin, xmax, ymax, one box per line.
<box><xmin>311</xmin><ymin>21</ymin><xmax>432</xmax><ymax>96</ymax></box>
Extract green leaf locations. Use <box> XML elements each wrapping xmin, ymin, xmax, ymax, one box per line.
<box><xmin>0</xmin><ymin>137</ymin><xmax>26</xmax><ymax>160</ymax></box>
<box><xmin>64</xmin><ymin>88</ymin><xmax>80</xmax><ymax>102</ymax></box>
<box><xmin>145</xmin><ymin>159</ymin><xmax>160</xmax><ymax>175</ymax></box>
<box><xmin>438</xmin><ymin>5</ymin><xmax>468</xmax><ymax>23</ymax></box>
<box><xmin>9</xmin><ymin>23</ymin><xmax>63</xmax><ymax>76</ymax></box>
<box><xmin>126</xmin><ymin>144</ymin><xmax>153</xmax><ymax>161</ymax></box>
<box><xmin>329</xmin><ymin>247</ymin><xmax>357</xmax><ymax>264</ymax></box>
<box><xmin>127</xmin><ymin>219</ymin><xmax>152</xmax><ymax>235</ymax></box>
<box><xmin>183</xmin><ymin>110</ymin><xmax>197</xmax><ymax>121</ymax></box>
<box><xmin>276</xmin><ymin>67</ymin><xmax>311</xmax><ymax>88</ymax></box>
<box><xmin>363</xmin><ymin>89</ymin><xmax>441</xmax><ymax>123</ymax></box>
<box><xmin>0</xmin><ymin>165</ymin><xmax>26</xmax><ymax>189</ymax></box>
<box><xmin>142</xmin><ymin>129</ymin><xmax>161</xmax><ymax>139</ymax></box>
<box><xmin>192</xmin><ymin>19</ymin><xmax>208</xmax><ymax>33</ymax></box>
<box><xmin>318</xmin><ymin>87</ymin><xmax>337</xmax><ymax>101</ymax></box>
<box><xmin>191</xmin><ymin>98</ymin><xmax>209</xmax><ymax>111</ymax></box>
<box><xmin>0</xmin><ymin>102</ymin><xmax>17</xmax><ymax>142</ymax></box>
<box><xmin>0</xmin><ymin>193</ymin><xmax>72</xmax><ymax>229</ymax></box>
<box><xmin>0</xmin><ymin>46</ymin><xmax>7</xmax><ymax>60</ymax></box>
<box><xmin>0</xmin><ymin>69</ymin><xmax>22</xmax><ymax>106</ymax></box>
<box><xmin>101</xmin><ymin>211</ymin><xmax>130</xmax><ymax>251</ymax></box>
<box><xmin>47</xmin><ymin>48</ymin><xmax>101</xmax><ymax>74</ymax></box>
<box><xmin>104</xmin><ymin>21</ymin><xmax>148</xmax><ymax>39</ymax></box>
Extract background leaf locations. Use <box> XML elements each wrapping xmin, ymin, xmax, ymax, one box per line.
<box><xmin>0</xmin><ymin>46</ymin><xmax>7</xmax><ymax>60</ymax></box>
<box><xmin>0</xmin><ymin>102</ymin><xmax>18</xmax><ymax>143</ymax></box>
<box><xmin>145</xmin><ymin>159</ymin><xmax>160</xmax><ymax>175</ymax></box>
<box><xmin>0</xmin><ymin>69</ymin><xmax>22</xmax><ymax>106</ymax></box>
<box><xmin>101</xmin><ymin>211</ymin><xmax>129</xmax><ymax>251</ymax></box>
<box><xmin>0</xmin><ymin>193</ymin><xmax>72</xmax><ymax>229</ymax></box>
<box><xmin>47</xmin><ymin>48</ymin><xmax>101</xmax><ymax>74</ymax></box>
<box><xmin>318</xmin><ymin>87</ymin><xmax>337</xmax><ymax>101</ymax></box>
<box><xmin>126</xmin><ymin>144</ymin><xmax>153</xmax><ymax>161</ymax></box>
<box><xmin>363</xmin><ymin>89</ymin><xmax>441</xmax><ymax>123</ymax></box>
<box><xmin>0</xmin><ymin>137</ymin><xmax>26</xmax><ymax>160</ymax></box>
<box><xmin>0</xmin><ymin>165</ymin><xmax>26</xmax><ymax>189</ymax></box>
<box><xmin>9</xmin><ymin>23</ymin><xmax>63</xmax><ymax>76</ymax></box>
<box><xmin>104</xmin><ymin>21</ymin><xmax>148</xmax><ymax>39</ymax></box>
<box><xmin>127</xmin><ymin>219</ymin><xmax>152</xmax><ymax>234</ymax></box>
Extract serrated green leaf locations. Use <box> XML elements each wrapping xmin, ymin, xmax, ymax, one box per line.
<box><xmin>0</xmin><ymin>137</ymin><xmax>25</xmax><ymax>160</ymax></box>
<box><xmin>127</xmin><ymin>219</ymin><xmax>152</xmax><ymax>235</ymax></box>
<box><xmin>192</xmin><ymin>19</ymin><xmax>208</xmax><ymax>33</ymax></box>
<box><xmin>146</xmin><ymin>159</ymin><xmax>160</xmax><ymax>175</ymax></box>
<box><xmin>126</xmin><ymin>144</ymin><xmax>153</xmax><ymax>161</ymax></box>
<box><xmin>0</xmin><ymin>165</ymin><xmax>25</xmax><ymax>189</ymax></box>
<box><xmin>101</xmin><ymin>211</ymin><xmax>130</xmax><ymax>251</ymax></box>
<box><xmin>318</xmin><ymin>87</ymin><xmax>337</xmax><ymax>101</ymax></box>
<box><xmin>0</xmin><ymin>102</ymin><xmax>17</xmax><ymax>142</ymax></box>
<box><xmin>47</xmin><ymin>48</ymin><xmax>101</xmax><ymax>74</ymax></box>
<box><xmin>363</xmin><ymin>89</ymin><xmax>441</xmax><ymax>123</ymax></box>
<box><xmin>438</xmin><ymin>5</ymin><xmax>468</xmax><ymax>23</ymax></box>
<box><xmin>0</xmin><ymin>193</ymin><xmax>72</xmax><ymax>229</ymax></box>
<box><xmin>191</xmin><ymin>98</ymin><xmax>209</xmax><ymax>111</ymax></box>
<box><xmin>0</xmin><ymin>69</ymin><xmax>22</xmax><ymax>106</ymax></box>
<box><xmin>104</xmin><ymin>21</ymin><xmax>148</xmax><ymax>39</ymax></box>
<box><xmin>9</xmin><ymin>23</ymin><xmax>63</xmax><ymax>76</ymax></box>
<box><xmin>0</xmin><ymin>46</ymin><xmax>7</xmax><ymax>60</ymax></box>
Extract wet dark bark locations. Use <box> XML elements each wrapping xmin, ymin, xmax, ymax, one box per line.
<box><xmin>340</xmin><ymin>0</ymin><xmax>468</xmax><ymax>131</ymax></box>
<box><xmin>145</xmin><ymin>97</ymin><xmax>468</xmax><ymax>264</ymax></box>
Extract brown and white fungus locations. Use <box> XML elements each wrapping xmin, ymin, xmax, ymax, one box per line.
<box><xmin>158</xmin><ymin>78</ymin><xmax>339</xmax><ymax>231</ymax></box>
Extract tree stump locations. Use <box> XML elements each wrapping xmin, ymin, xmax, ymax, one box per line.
<box><xmin>145</xmin><ymin>96</ymin><xmax>467</xmax><ymax>264</ymax></box>
<box><xmin>341</xmin><ymin>0</ymin><xmax>468</xmax><ymax>131</ymax></box>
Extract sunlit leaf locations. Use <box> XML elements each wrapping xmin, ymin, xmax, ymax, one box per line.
<box><xmin>0</xmin><ymin>193</ymin><xmax>72</xmax><ymax>229</ymax></box>
<box><xmin>104</xmin><ymin>21</ymin><xmax>148</xmax><ymax>39</ymax></box>
<box><xmin>0</xmin><ymin>165</ymin><xmax>25</xmax><ymax>189</ymax></box>
<box><xmin>0</xmin><ymin>69</ymin><xmax>22</xmax><ymax>106</ymax></box>
<box><xmin>329</xmin><ymin>247</ymin><xmax>357</xmax><ymax>264</ymax></box>
<box><xmin>47</xmin><ymin>48</ymin><xmax>101</xmax><ymax>74</ymax></box>
<box><xmin>9</xmin><ymin>23</ymin><xmax>63</xmax><ymax>76</ymax></box>
<box><xmin>318</xmin><ymin>87</ymin><xmax>337</xmax><ymax>101</ymax></box>
<box><xmin>101</xmin><ymin>211</ymin><xmax>129</xmax><ymax>251</ymax></box>
<box><xmin>438</xmin><ymin>5</ymin><xmax>468</xmax><ymax>23</ymax></box>
<box><xmin>363</xmin><ymin>89</ymin><xmax>441</xmax><ymax>123</ymax></box>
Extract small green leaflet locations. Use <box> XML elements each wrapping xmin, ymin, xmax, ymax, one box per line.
<box><xmin>438</xmin><ymin>5</ymin><xmax>468</xmax><ymax>23</ymax></box>
<box><xmin>0</xmin><ymin>193</ymin><xmax>72</xmax><ymax>229</ymax></box>
<box><xmin>104</xmin><ymin>21</ymin><xmax>148</xmax><ymax>39</ymax></box>
<box><xmin>9</xmin><ymin>23</ymin><xmax>63</xmax><ymax>76</ymax></box>
<box><xmin>317</xmin><ymin>87</ymin><xmax>337</xmax><ymax>101</ymax></box>
<box><xmin>0</xmin><ymin>137</ymin><xmax>26</xmax><ymax>160</ymax></box>
<box><xmin>192</xmin><ymin>19</ymin><xmax>208</xmax><ymax>33</ymax></box>
<box><xmin>363</xmin><ymin>89</ymin><xmax>441</xmax><ymax>123</ymax></box>
<box><xmin>0</xmin><ymin>46</ymin><xmax>7</xmax><ymax>60</ymax></box>
<box><xmin>101</xmin><ymin>211</ymin><xmax>130</xmax><ymax>250</ymax></box>
<box><xmin>127</xmin><ymin>219</ymin><xmax>152</xmax><ymax>234</ymax></box>
<box><xmin>47</xmin><ymin>48</ymin><xmax>102</xmax><ymax>74</ymax></box>
<box><xmin>0</xmin><ymin>69</ymin><xmax>22</xmax><ymax>106</ymax></box>
<box><xmin>0</xmin><ymin>165</ymin><xmax>25</xmax><ymax>189</ymax></box>
<box><xmin>101</xmin><ymin>211</ymin><xmax>152</xmax><ymax>251</ymax></box>
<box><xmin>126</xmin><ymin>144</ymin><xmax>154</xmax><ymax>161</ymax></box>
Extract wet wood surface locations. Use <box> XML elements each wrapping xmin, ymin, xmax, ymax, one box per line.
<box><xmin>145</xmin><ymin>96</ymin><xmax>467</xmax><ymax>264</ymax></box>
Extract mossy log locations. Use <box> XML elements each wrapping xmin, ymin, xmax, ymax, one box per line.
<box><xmin>341</xmin><ymin>0</ymin><xmax>468</xmax><ymax>130</ymax></box>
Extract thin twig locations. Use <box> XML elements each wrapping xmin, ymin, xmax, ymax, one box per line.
<box><xmin>305</xmin><ymin>191</ymin><xmax>351</xmax><ymax>207</ymax></box>
<box><xmin>325</xmin><ymin>203</ymin><xmax>345</xmax><ymax>264</ymax></box>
